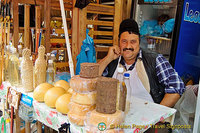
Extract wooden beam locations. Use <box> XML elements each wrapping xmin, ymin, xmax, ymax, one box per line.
<box><xmin>35</xmin><ymin>6</ymin><xmax>41</xmax><ymax>53</ymax></box>
<box><xmin>18</xmin><ymin>0</ymin><xmax>44</xmax><ymax>5</ymax></box>
<box><xmin>50</xmin><ymin>38</ymin><xmax>72</xmax><ymax>43</ymax></box>
<box><xmin>88</xmin><ymin>31</ymin><xmax>113</xmax><ymax>36</ymax></box>
<box><xmin>93</xmin><ymin>39</ymin><xmax>113</xmax><ymax>44</ymax></box>
<box><xmin>24</xmin><ymin>5</ymin><xmax>30</xmax><ymax>49</ymax></box>
<box><xmin>113</xmin><ymin>0</ymin><xmax>123</xmax><ymax>46</ymax></box>
<box><xmin>52</xmin><ymin>29</ymin><xmax>72</xmax><ymax>35</ymax></box>
<box><xmin>25</xmin><ymin>122</ymin><xmax>31</xmax><ymax>133</ymax></box>
<box><xmin>15</xmin><ymin>110</ymin><xmax>21</xmax><ymax>133</ymax></box>
<box><xmin>44</xmin><ymin>0</ymin><xmax>51</xmax><ymax>53</ymax></box>
<box><xmin>37</xmin><ymin>121</ymin><xmax>42</xmax><ymax>133</ymax></box>
<box><xmin>13</xmin><ymin>0</ymin><xmax>19</xmax><ymax>48</ymax></box>
<box><xmin>87</xmin><ymin>3</ymin><xmax>114</xmax><ymax>15</ymax></box>
<box><xmin>86</xmin><ymin>20</ymin><xmax>113</xmax><ymax>26</ymax></box>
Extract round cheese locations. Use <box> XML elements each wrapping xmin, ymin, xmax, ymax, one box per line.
<box><xmin>71</xmin><ymin>91</ymin><xmax>96</xmax><ymax>105</ymax></box>
<box><xmin>69</xmin><ymin>101</ymin><xmax>95</xmax><ymax>116</ymax></box>
<box><xmin>54</xmin><ymin>80</ymin><xmax>70</xmax><ymax>91</ymax></box>
<box><xmin>55</xmin><ymin>93</ymin><xmax>72</xmax><ymax>114</ymax></box>
<box><xmin>67</xmin><ymin>88</ymin><xmax>74</xmax><ymax>94</ymax></box>
<box><xmin>70</xmin><ymin>75</ymin><xmax>97</xmax><ymax>92</ymax></box>
<box><xmin>33</xmin><ymin>83</ymin><xmax>54</xmax><ymax>102</ymax></box>
<box><xmin>44</xmin><ymin>87</ymin><xmax>66</xmax><ymax>108</ymax></box>
<box><xmin>68</xmin><ymin>110</ymin><xmax>86</xmax><ymax>126</ymax></box>
<box><xmin>87</xmin><ymin>110</ymin><xmax>124</xmax><ymax>129</ymax></box>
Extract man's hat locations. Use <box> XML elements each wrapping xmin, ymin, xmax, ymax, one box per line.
<box><xmin>119</xmin><ymin>19</ymin><xmax>140</xmax><ymax>37</ymax></box>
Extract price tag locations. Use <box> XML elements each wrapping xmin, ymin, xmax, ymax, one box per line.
<box><xmin>6</xmin><ymin>87</ymin><xmax>21</xmax><ymax>110</ymax></box>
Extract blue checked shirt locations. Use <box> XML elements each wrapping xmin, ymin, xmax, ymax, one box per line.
<box><xmin>103</xmin><ymin>50</ymin><xmax>185</xmax><ymax>95</ymax></box>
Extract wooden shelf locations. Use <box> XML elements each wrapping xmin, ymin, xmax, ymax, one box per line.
<box><xmin>146</xmin><ymin>36</ymin><xmax>171</xmax><ymax>41</ymax></box>
<box><xmin>51</xmin><ymin>17</ymin><xmax>72</xmax><ymax>21</ymax></box>
<box><xmin>95</xmin><ymin>46</ymin><xmax>109</xmax><ymax>52</ymax></box>
<box><xmin>50</xmin><ymin>48</ymin><xmax>67</xmax><ymax>51</ymax></box>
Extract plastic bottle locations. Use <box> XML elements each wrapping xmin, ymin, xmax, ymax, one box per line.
<box><xmin>123</xmin><ymin>73</ymin><xmax>131</xmax><ymax>114</ymax></box>
<box><xmin>46</xmin><ymin>53</ymin><xmax>51</xmax><ymax>61</ymax></box>
<box><xmin>18</xmin><ymin>45</ymin><xmax>23</xmax><ymax>57</ymax></box>
<box><xmin>4</xmin><ymin>45</ymin><xmax>10</xmax><ymax>81</ymax></box>
<box><xmin>46</xmin><ymin>60</ymin><xmax>55</xmax><ymax>84</ymax></box>
<box><xmin>18</xmin><ymin>57</ymin><xmax>22</xmax><ymax>87</ymax></box>
<box><xmin>10</xmin><ymin>48</ymin><xmax>19</xmax><ymax>86</ymax></box>
<box><xmin>51</xmin><ymin>54</ymin><xmax>57</xmax><ymax>72</ymax></box>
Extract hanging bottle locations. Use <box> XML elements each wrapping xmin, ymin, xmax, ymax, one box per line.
<box><xmin>34</xmin><ymin>45</ymin><xmax>47</xmax><ymax>88</ymax></box>
<box><xmin>21</xmin><ymin>48</ymin><xmax>33</xmax><ymax>92</ymax></box>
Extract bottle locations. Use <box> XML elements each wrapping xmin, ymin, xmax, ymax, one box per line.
<box><xmin>50</xmin><ymin>54</ymin><xmax>57</xmax><ymax>72</ymax></box>
<box><xmin>46</xmin><ymin>60</ymin><xmax>55</xmax><ymax>84</ymax></box>
<box><xmin>34</xmin><ymin>45</ymin><xmax>47</xmax><ymax>88</ymax></box>
<box><xmin>10</xmin><ymin>48</ymin><xmax>19</xmax><ymax>86</ymax></box>
<box><xmin>46</xmin><ymin>53</ymin><xmax>51</xmax><ymax>61</ymax></box>
<box><xmin>123</xmin><ymin>73</ymin><xmax>131</xmax><ymax>114</ymax></box>
<box><xmin>18</xmin><ymin>45</ymin><xmax>23</xmax><ymax>57</ymax></box>
<box><xmin>18</xmin><ymin>57</ymin><xmax>22</xmax><ymax>87</ymax></box>
<box><xmin>4</xmin><ymin>45</ymin><xmax>10</xmax><ymax>81</ymax></box>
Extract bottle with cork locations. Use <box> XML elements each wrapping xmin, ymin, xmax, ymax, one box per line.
<box><xmin>46</xmin><ymin>60</ymin><xmax>55</xmax><ymax>84</ymax></box>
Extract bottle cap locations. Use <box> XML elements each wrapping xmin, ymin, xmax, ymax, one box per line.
<box><xmin>48</xmin><ymin>60</ymin><xmax>53</xmax><ymax>64</ymax></box>
<box><xmin>117</xmin><ymin>67</ymin><xmax>124</xmax><ymax>73</ymax></box>
<box><xmin>47</xmin><ymin>53</ymin><xmax>51</xmax><ymax>56</ymax></box>
<box><xmin>18</xmin><ymin>45</ymin><xmax>22</xmax><ymax>49</ymax></box>
<box><xmin>124</xmin><ymin>73</ymin><xmax>130</xmax><ymax>78</ymax></box>
<box><xmin>51</xmin><ymin>54</ymin><xmax>55</xmax><ymax>57</ymax></box>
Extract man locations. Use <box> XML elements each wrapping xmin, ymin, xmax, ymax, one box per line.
<box><xmin>98</xmin><ymin>19</ymin><xmax>185</xmax><ymax>107</ymax></box>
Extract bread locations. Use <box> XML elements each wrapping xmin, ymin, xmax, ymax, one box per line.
<box><xmin>96</xmin><ymin>77</ymin><xmax>118</xmax><ymax>114</ymax></box>
<box><xmin>68</xmin><ymin>110</ymin><xmax>86</xmax><ymax>126</ymax></box>
<box><xmin>71</xmin><ymin>91</ymin><xmax>96</xmax><ymax>105</ymax></box>
<box><xmin>55</xmin><ymin>93</ymin><xmax>72</xmax><ymax>114</ymax></box>
<box><xmin>70</xmin><ymin>75</ymin><xmax>97</xmax><ymax>93</ymax></box>
<box><xmin>69</xmin><ymin>101</ymin><xmax>95</xmax><ymax>116</ymax></box>
<box><xmin>80</xmin><ymin>63</ymin><xmax>99</xmax><ymax>78</ymax></box>
<box><xmin>86</xmin><ymin>110</ymin><xmax>124</xmax><ymax>129</ymax></box>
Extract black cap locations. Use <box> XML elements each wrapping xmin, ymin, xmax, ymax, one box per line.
<box><xmin>119</xmin><ymin>19</ymin><xmax>140</xmax><ymax>38</ymax></box>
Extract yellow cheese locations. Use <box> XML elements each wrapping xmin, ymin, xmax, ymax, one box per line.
<box><xmin>68</xmin><ymin>110</ymin><xmax>86</xmax><ymax>126</ymax></box>
<box><xmin>55</xmin><ymin>93</ymin><xmax>72</xmax><ymax>114</ymax></box>
<box><xmin>44</xmin><ymin>87</ymin><xmax>66</xmax><ymax>108</ymax></box>
<box><xmin>33</xmin><ymin>83</ymin><xmax>54</xmax><ymax>102</ymax></box>
<box><xmin>54</xmin><ymin>80</ymin><xmax>70</xmax><ymax>91</ymax></box>
<box><xmin>71</xmin><ymin>91</ymin><xmax>96</xmax><ymax>105</ymax></box>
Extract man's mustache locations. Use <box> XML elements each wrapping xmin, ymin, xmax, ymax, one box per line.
<box><xmin>123</xmin><ymin>48</ymin><xmax>134</xmax><ymax>51</ymax></box>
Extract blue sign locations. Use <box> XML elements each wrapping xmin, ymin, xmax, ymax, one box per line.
<box><xmin>174</xmin><ymin>0</ymin><xmax>200</xmax><ymax>83</ymax></box>
<box><xmin>20</xmin><ymin>94</ymin><xmax>33</xmax><ymax>107</ymax></box>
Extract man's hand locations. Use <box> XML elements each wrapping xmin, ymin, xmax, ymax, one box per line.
<box><xmin>107</xmin><ymin>45</ymin><xmax>120</xmax><ymax>62</ymax></box>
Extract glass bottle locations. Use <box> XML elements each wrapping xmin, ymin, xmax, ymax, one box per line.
<box><xmin>123</xmin><ymin>73</ymin><xmax>131</xmax><ymax>114</ymax></box>
<box><xmin>50</xmin><ymin>54</ymin><xmax>57</xmax><ymax>72</ymax></box>
<box><xmin>46</xmin><ymin>60</ymin><xmax>55</xmax><ymax>84</ymax></box>
<box><xmin>18</xmin><ymin>45</ymin><xmax>23</xmax><ymax>57</ymax></box>
<box><xmin>10</xmin><ymin>48</ymin><xmax>19</xmax><ymax>86</ymax></box>
<box><xmin>18</xmin><ymin>57</ymin><xmax>22</xmax><ymax>87</ymax></box>
<box><xmin>4</xmin><ymin>45</ymin><xmax>10</xmax><ymax>81</ymax></box>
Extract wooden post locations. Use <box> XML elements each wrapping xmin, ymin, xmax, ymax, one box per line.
<box><xmin>12</xmin><ymin>0</ymin><xmax>19</xmax><ymax>48</ymax></box>
<box><xmin>44</xmin><ymin>0</ymin><xmax>51</xmax><ymax>53</ymax></box>
<box><xmin>24</xmin><ymin>5</ymin><xmax>30</xmax><ymax>49</ymax></box>
<box><xmin>15</xmin><ymin>110</ymin><xmax>21</xmax><ymax>133</ymax></box>
<box><xmin>113</xmin><ymin>0</ymin><xmax>123</xmax><ymax>46</ymax></box>
<box><xmin>25</xmin><ymin>122</ymin><xmax>31</xmax><ymax>133</ymax></box>
<box><xmin>37</xmin><ymin>121</ymin><xmax>42</xmax><ymax>133</ymax></box>
<box><xmin>35</xmin><ymin>6</ymin><xmax>41</xmax><ymax>53</ymax></box>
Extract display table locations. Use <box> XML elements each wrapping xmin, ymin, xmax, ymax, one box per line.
<box><xmin>0</xmin><ymin>82</ymin><xmax>176</xmax><ymax>133</ymax></box>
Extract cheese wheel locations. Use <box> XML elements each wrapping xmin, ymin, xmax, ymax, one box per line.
<box><xmin>71</xmin><ymin>91</ymin><xmax>96</xmax><ymax>105</ymax></box>
<box><xmin>44</xmin><ymin>87</ymin><xmax>66</xmax><ymax>108</ymax></box>
<box><xmin>67</xmin><ymin>88</ymin><xmax>74</xmax><ymax>94</ymax></box>
<box><xmin>68</xmin><ymin>110</ymin><xmax>86</xmax><ymax>126</ymax></box>
<box><xmin>54</xmin><ymin>80</ymin><xmax>70</xmax><ymax>91</ymax></box>
<box><xmin>33</xmin><ymin>83</ymin><xmax>54</xmax><ymax>102</ymax></box>
<box><xmin>86</xmin><ymin>126</ymin><xmax>124</xmax><ymax>133</ymax></box>
<box><xmin>69</xmin><ymin>101</ymin><xmax>95</xmax><ymax>116</ymax></box>
<box><xmin>87</xmin><ymin>110</ymin><xmax>124</xmax><ymax>128</ymax></box>
<box><xmin>80</xmin><ymin>63</ymin><xmax>99</xmax><ymax>78</ymax></box>
<box><xmin>70</xmin><ymin>75</ymin><xmax>97</xmax><ymax>92</ymax></box>
<box><xmin>55</xmin><ymin>94</ymin><xmax>72</xmax><ymax>114</ymax></box>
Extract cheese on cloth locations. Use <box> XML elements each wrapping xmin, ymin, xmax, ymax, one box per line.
<box><xmin>69</xmin><ymin>101</ymin><xmax>95</xmax><ymax>115</ymax></box>
<box><xmin>44</xmin><ymin>87</ymin><xmax>66</xmax><ymax>108</ymax></box>
<box><xmin>71</xmin><ymin>91</ymin><xmax>96</xmax><ymax>105</ymax></box>
<box><xmin>55</xmin><ymin>93</ymin><xmax>72</xmax><ymax>114</ymax></box>
<box><xmin>86</xmin><ymin>110</ymin><xmax>124</xmax><ymax>129</ymax></box>
<box><xmin>33</xmin><ymin>83</ymin><xmax>54</xmax><ymax>102</ymax></box>
<box><xmin>68</xmin><ymin>110</ymin><xmax>86</xmax><ymax>126</ymax></box>
<box><xmin>54</xmin><ymin>80</ymin><xmax>70</xmax><ymax>91</ymax></box>
<box><xmin>70</xmin><ymin>75</ymin><xmax>97</xmax><ymax>93</ymax></box>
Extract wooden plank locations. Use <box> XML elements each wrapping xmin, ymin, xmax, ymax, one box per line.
<box><xmin>18</xmin><ymin>0</ymin><xmax>44</xmax><ymax>5</ymax></box>
<box><xmin>95</xmin><ymin>46</ymin><xmax>109</xmax><ymax>52</ymax></box>
<box><xmin>52</xmin><ymin>29</ymin><xmax>72</xmax><ymax>35</ymax></box>
<box><xmin>86</xmin><ymin>20</ymin><xmax>113</xmax><ymax>26</ymax></box>
<box><xmin>51</xmin><ymin>2</ymin><xmax>72</xmax><ymax>8</ymax></box>
<box><xmin>79</xmin><ymin>7</ymin><xmax>87</xmax><ymax>48</ymax></box>
<box><xmin>88</xmin><ymin>31</ymin><xmax>113</xmax><ymax>36</ymax></box>
<box><xmin>44</xmin><ymin>0</ymin><xmax>51</xmax><ymax>53</ymax></box>
<box><xmin>56</xmin><ymin>62</ymin><xmax>69</xmax><ymax>68</ymax></box>
<box><xmin>113</xmin><ymin>0</ymin><xmax>123</xmax><ymax>46</ymax></box>
<box><xmin>51</xmin><ymin>17</ymin><xmax>72</xmax><ymax>21</ymax></box>
<box><xmin>25</xmin><ymin>122</ymin><xmax>31</xmax><ymax>133</ymax></box>
<box><xmin>51</xmin><ymin>6</ymin><xmax>72</xmax><ymax>11</ymax></box>
<box><xmin>24</xmin><ymin>5</ymin><xmax>30</xmax><ymax>49</ymax></box>
<box><xmin>50</xmin><ymin>48</ymin><xmax>67</xmax><ymax>51</ymax></box>
<box><xmin>13</xmin><ymin>0</ymin><xmax>19</xmax><ymax>48</ymax></box>
<box><xmin>37</xmin><ymin>121</ymin><xmax>42</xmax><ymax>133</ymax></box>
<box><xmin>93</xmin><ymin>39</ymin><xmax>113</xmax><ymax>44</ymax></box>
<box><xmin>15</xmin><ymin>110</ymin><xmax>21</xmax><ymax>133</ymax></box>
<box><xmin>50</xmin><ymin>38</ymin><xmax>72</xmax><ymax>43</ymax></box>
<box><xmin>87</xmin><ymin>3</ymin><xmax>114</xmax><ymax>15</ymax></box>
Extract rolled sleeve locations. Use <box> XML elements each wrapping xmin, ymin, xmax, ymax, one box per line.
<box><xmin>156</xmin><ymin>54</ymin><xmax>185</xmax><ymax>95</ymax></box>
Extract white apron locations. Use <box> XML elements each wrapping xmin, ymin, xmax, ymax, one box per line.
<box><xmin>112</xmin><ymin>56</ymin><xmax>154</xmax><ymax>102</ymax></box>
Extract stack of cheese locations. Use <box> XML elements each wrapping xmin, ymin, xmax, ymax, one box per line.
<box><xmin>85</xmin><ymin>77</ymin><xmax>124</xmax><ymax>133</ymax></box>
<box><xmin>68</xmin><ymin>63</ymin><xmax>99</xmax><ymax>126</ymax></box>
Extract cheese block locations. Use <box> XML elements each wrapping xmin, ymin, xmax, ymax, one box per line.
<box><xmin>55</xmin><ymin>93</ymin><xmax>72</xmax><ymax>114</ymax></box>
<box><xmin>86</xmin><ymin>110</ymin><xmax>124</xmax><ymax>129</ymax></box>
<box><xmin>69</xmin><ymin>101</ymin><xmax>95</xmax><ymax>116</ymax></box>
<box><xmin>70</xmin><ymin>75</ymin><xmax>97</xmax><ymax>93</ymax></box>
<box><xmin>44</xmin><ymin>87</ymin><xmax>66</xmax><ymax>108</ymax></box>
<box><xmin>71</xmin><ymin>91</ymin><xmax>96</xmax><ymax>105</ymax></box>
<box><xmin>80</xmin><ymin>63</ymin><xmax>99</xmax><ymax>78</ymax></box>
<box><xmin>33</xmin><ymin>83</ymin><xmax>54</xmax><ymax>102</ymax></box>
<box><xmin>54</xmin><ymin>80</ymin><xmax>70</xmax><ymax>91</ymax></box>
<box><xmin>68</xmin><ymin>110</ymin><xmax>86</xmax><ymax>126</ymax></box>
